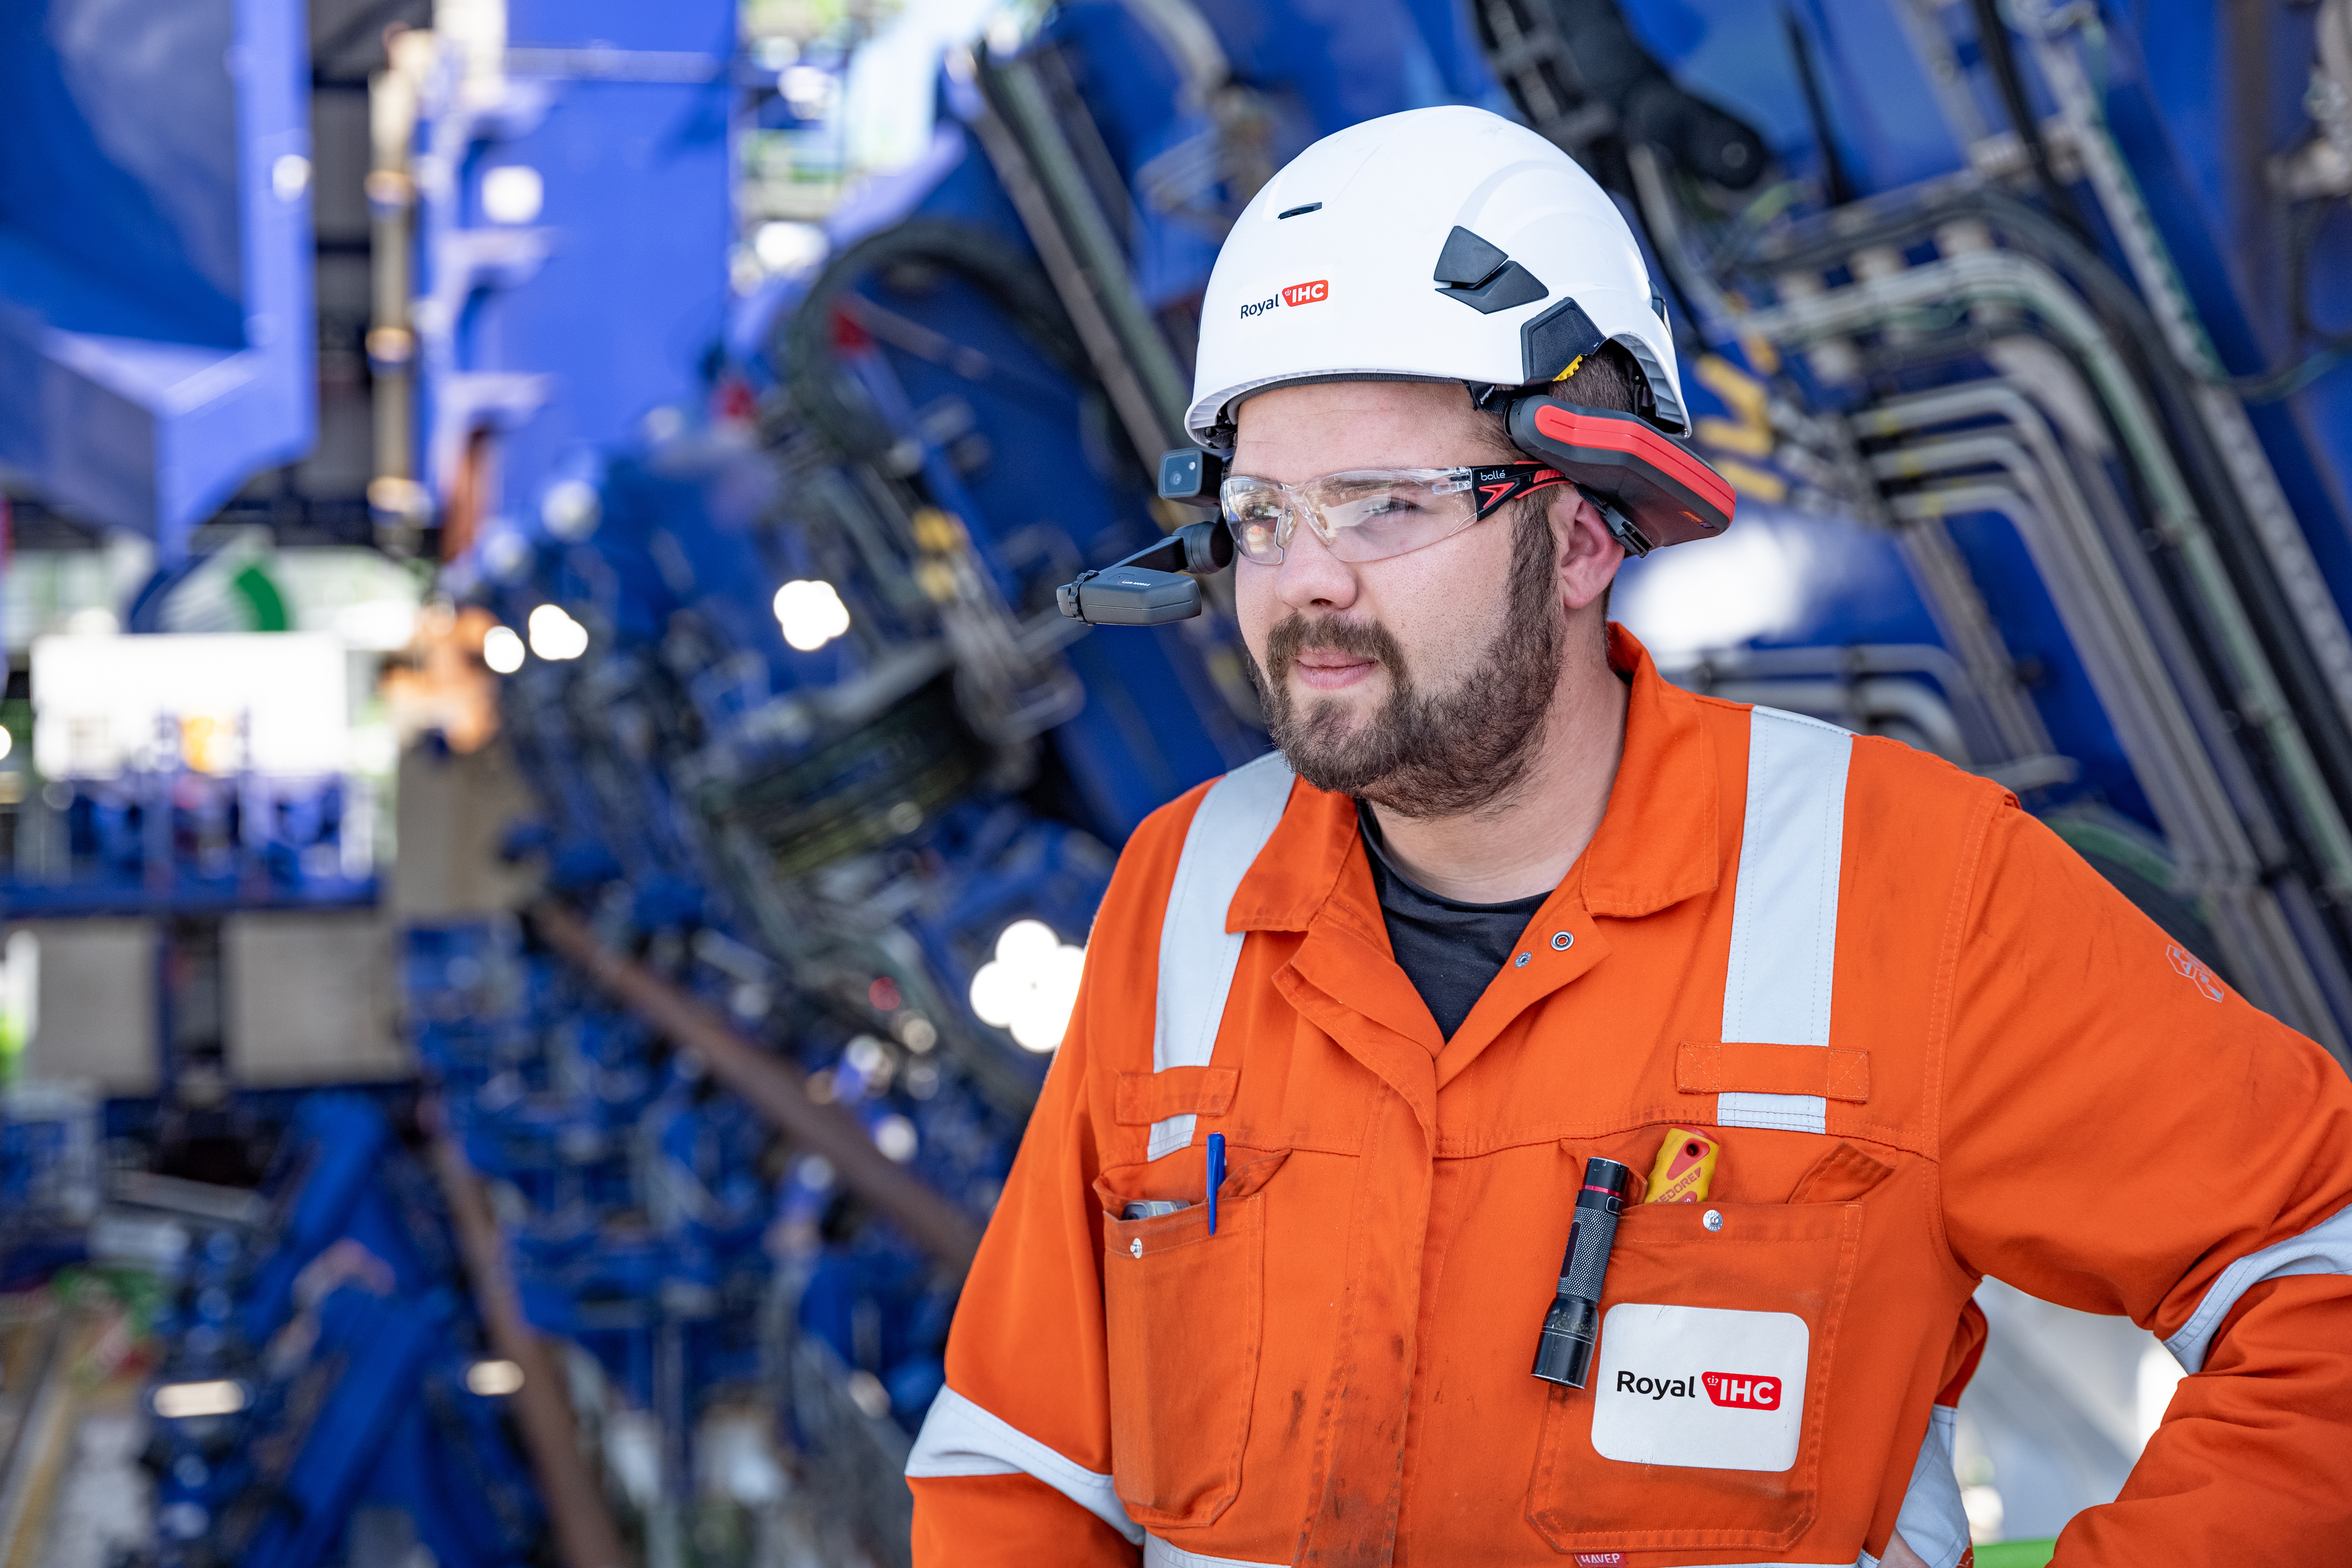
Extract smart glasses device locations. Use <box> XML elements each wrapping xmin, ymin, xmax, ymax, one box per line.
<box><xmin>1218</xmin><ymin>463</ymin><xmax>1567</xmax><ymax>566</ymax></box>
<box><xmin>1054</xmin><ymin>401</ymin><xmax>1734</xmax><ymax>625</ymax></box>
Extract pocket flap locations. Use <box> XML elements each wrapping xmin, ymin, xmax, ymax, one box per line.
<box><xmin>1787</xmin><ymin>1140</ymin><xmax>1895</xmax><ymax>1204</ymax></box>
<box><xmin>1094</xmin><ymin>1145</ymin><xmax>1289</xmax><ymax>1218</ymax></box>
<box><xmin>1114</xmin><ymin>1066</ymin><xmax>1238</xmax><ymax>1125</ymax></box>
<box><xmin>1677</xmin><ymin>1040</ymin><xmax>1870</xmax><ymax>1103</ymax></box>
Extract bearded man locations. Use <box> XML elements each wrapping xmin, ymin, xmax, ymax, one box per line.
<box><xmin>903</xmin><ymin>106</ymin><xmax>2352</xmax><ymax>1568</ymax></box>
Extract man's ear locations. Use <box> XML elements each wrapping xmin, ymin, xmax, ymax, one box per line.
<box><xmin>1551</xmin><ymin>487</ymin><xmax>1625</xmax><ymax>612</ymax></box>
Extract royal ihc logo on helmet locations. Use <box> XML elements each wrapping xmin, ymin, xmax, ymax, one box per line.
<box><xmin>1240</xmin><ymin>280</ymin><xmax>1330</xmax><ymax>319</ymax></box>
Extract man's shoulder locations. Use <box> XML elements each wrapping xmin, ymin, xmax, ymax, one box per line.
<box><xmin>1845</xmin><ymin>728</ymin><xmax>2015</xmax><ymax>808</ymax></box>
<box><xmin>1839</xmin><ymin>727</ymin><xmax>2022</xmax><ymax>883</ymax></box>
<box><xmin>1700</xmin><ymin>692</ymin><xmax>2017</xmax><ymax>848</ymax></box>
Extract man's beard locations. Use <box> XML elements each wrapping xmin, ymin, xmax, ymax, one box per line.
<box><xmin>1247</xmin><ymin>508</ymin><xmax>1566</xmax><ymax>818</ymax></box>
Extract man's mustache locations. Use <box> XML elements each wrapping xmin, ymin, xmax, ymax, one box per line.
<box><xmin>1265</xmin><ymin>614</ymin><xmax>1405</xmax><ymax>678</ymax></box>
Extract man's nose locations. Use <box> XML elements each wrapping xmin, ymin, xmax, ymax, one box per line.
<box><xmin>1274</xmin><ymin>518</ymin><xmax>1360</xmax><ymax>613</ymax></box>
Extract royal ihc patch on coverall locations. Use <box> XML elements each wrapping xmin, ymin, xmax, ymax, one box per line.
<box><xmin>1589</xmin><ymin>1304</ymin><xmax>1810</xmax><ymax>1472</ymax></box>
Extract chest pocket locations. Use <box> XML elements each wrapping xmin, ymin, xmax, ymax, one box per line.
<box><xmin>1096</xmin><ymin>1144</ymin><xmax>1290</xmax><ymax>1528</ymax></box>
<box><xmin>1524</xmin><ymin>1195</ymin><xmax>1862</xmax><ymax>1554</ymax></box>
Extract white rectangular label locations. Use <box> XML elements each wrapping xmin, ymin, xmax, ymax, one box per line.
<box><xmin>1589</xmin><ymin>1303</ymin><xmax>1809</xmax><ymax>1473</ymax></box>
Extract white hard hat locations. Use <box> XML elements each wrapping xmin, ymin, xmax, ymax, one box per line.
<box><xmin>1186</xmin><ymin>106</ymin><xmax>1689</xmax><ymax>447</ymax></box>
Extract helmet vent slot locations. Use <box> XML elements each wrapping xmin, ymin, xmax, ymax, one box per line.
<box><xmin>1432</xmin><ymin>226</ymin><xmax>1510</xmax><ymax>288</ymax></box>
<box><xmin>1439</xmin><ymin>261</ymin><xmax>1550</xmax><ymax>315</ymax></box>
<box><xmin>1435</xmin><ymin>226</ymin><xmax>1549</xmax><ymax>315</ymax></box>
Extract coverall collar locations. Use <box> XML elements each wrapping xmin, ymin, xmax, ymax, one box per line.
<box><xmin>1225</xmin><ymin>622</ymin><xmax>1721</xmax><ymax>939</ymax></box>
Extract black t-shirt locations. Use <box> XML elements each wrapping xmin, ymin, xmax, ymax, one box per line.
<box><xmin>1359</xmin><ymin>805</ymin><xmax>1553</xmax><ymax>1040</ymax></box>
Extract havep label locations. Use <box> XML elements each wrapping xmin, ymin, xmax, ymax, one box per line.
<box><xmin>1589</xmin><ymin>1304</ymin><xmax>1809</xmax><ymax>1472</ymax></box>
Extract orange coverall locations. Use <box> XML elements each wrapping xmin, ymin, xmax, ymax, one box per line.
<box><xmin>907</xmin><ymin>627</ymin><xmax>2352</xmax><ymax>1566</ymax></box>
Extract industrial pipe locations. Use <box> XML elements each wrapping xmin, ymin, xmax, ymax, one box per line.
<box><xmin>1889</xmin><ymin>482</ymin><xmax>2345</xmax><ymax>1056</ymax></box>
<box><xmin>1872</xmin><ymin>426</ymin><xmax>2238</xmax><ymax>862</ymax></box>
<box><xmin>1865</xmin><ymin>380</ymin><xmax>2299</xmax><ymax>870</ymax></box>
<box><xmin>1746</xmin><ymin>184</ymin><xmax>2352</xmax><ymax>800</ymax></box>
<box><xmin>1657</xmin><ymin>203</ymin><xmax>2352</xmax><ymax>1038</ymax></box>
<box><xmin>527</xmin><ymin>900</ymin><xmax>987</xmax><ymax>1268</ymax></box>
<box><xmin>1872</xmin><ymin>384</ymin><xmax>2306</xmax><ymax>901</ymax></box>
<box><xmin>426</xmin><ymin>1128</ymin><xmax>634</xmax><ymax>1568</ymax></box>
<box><xmin>2020</xmin><ymin>19</ymin><xmax>2352</xmax><ymax>720</ymax></box>
<box><xmin>1737</xmin><ymin>247</ymin><xmax>2352</xmax><ymax>899</ymax></box>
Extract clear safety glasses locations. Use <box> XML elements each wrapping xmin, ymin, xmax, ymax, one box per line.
<box><xmin>1219</xmin><ymin>463</ymin><xmax>1567</xmax><ymax>566</ymax></box>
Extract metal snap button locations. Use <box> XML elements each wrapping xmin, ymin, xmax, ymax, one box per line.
<box><xmin>1514</xmin><ymin>952</ymin><xmax>1532</xmax><ymax>968</ymax></box>
<box><xmin>1551</xmin><ymin>931</ymin><xmax>1573</xmax><ymax>950</ymax></box>
<box><xmin>1702</xmin><ymin>1209</ymin><xmax>1724</xmax><ymax>1232</ymax></box>
<box><xmin>1130</xmin><ymin>1238</ymin><xmax>1143</xmax><ymax>1258</ymax></box>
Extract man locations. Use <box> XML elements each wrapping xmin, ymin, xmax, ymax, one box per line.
<box><xmin>906</xmin><ymin>106</ymin><xmax>2352</xmax><ymax>1566</ymax></box>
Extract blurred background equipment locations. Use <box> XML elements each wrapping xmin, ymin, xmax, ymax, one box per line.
<box><xmin>0</xmin><ymin>0</ymin><xmax>2346</xmax><ymax>1563</ymax></box>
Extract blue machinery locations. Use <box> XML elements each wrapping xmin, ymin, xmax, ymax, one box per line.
<box><xmin>0</xmin><ymin>0</ymin><xmax>316</xmax><ymax>548</ymax></box>
<box><xmin>2</xmin><ymin>0</ymin><xmax>2351</xmax><ymax>1561</ymax></box>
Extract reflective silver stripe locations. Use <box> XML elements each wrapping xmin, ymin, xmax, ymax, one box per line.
<box><xmin>1716</xmin><ymin>1090</ymin><xmax>1830</xmax><ymax>1133</ymax></box>
<box><xmin>2163</xmin><ymin>1201</ymin><xmax>2352</xmax><ymax>1373</ymax></box>
<box><xmin>905</xmin><ymin>1385</ymin><xmax>1143</xmax><ymax>1546</ymax></box>
<box><xmin>1718</xmin><ymin>706</ymin><xmax>1856</xmax><ymax>1136</ymax></box>
<box><xmin>1889</xmin><ymin>1405</ymin><xmax>1970</xmax><ymax>1568</ymax></box>
<box><xmin>1149</xmin><ymin>752</ymin><xmax>1296</xmax><ymax>1160</ymax></box>
<box><xmin>1144</xmin><ymin>1535</ymin><xmax>1287</xmax><ymax>1567</ymax></box>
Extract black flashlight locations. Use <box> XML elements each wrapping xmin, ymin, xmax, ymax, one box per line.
<box><xmin>1531</xmin><ymin>1157</ymin><xmax>1637</xmax><ymax>1389</ymax></box>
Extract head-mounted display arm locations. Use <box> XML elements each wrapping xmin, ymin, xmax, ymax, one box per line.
<box><xmin>1054</xmin><ymin>502</ymin><xmax>1231</xmax><ymax>625</ymax></box>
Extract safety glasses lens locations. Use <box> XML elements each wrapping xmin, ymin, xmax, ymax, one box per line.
<box><xmin>1309</xmin><ymin>473</ymin><xmax>1476</xmax><ymax>561</ymax></box>
<box><xmin>1221</xmin><ymin>484</ymin><xmax>1290</xmax><ymax>564</ymax></box>
<box><xmin>1220</xmin><ymin>471</ymin><xmax>1478</xmax><ymax>565</ymax></box>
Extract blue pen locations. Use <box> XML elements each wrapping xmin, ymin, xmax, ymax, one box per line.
<box><xmin>1207</xmin><ymin>1133</ymin><xmax>1225</xmax><ymax>1236</ymax></box>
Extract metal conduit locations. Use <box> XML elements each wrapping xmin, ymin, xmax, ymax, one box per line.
<box><xmin>1885</xmin><ymin>484</ymin><xmax>2300</xmax><ymax>1025</ymax></box>
<box><xmin>1889</xmin><ymin>479</ymin><xmax>2345</xmax><ymax>1051</ymax></box>
<box><xmin>1882</xmin><ymin>515</ymin><xmax>2058</xmax><ymax>764</ymax></box>
<box><xmin>1864</xmin><ymin>380</ymin><xmax>2304</xmax><ymax>874</ymax></box>
<box><xmin>960</xmin><ymin>44</ymin><xmax>1191</xmax><ymax>460</ymax></box>
<box><xmin>2020</xmin><ymin>22</ymin><xmax>2352</xmax><ymax>724</ymax></box>
<box><xmin>1877</xmin><ymin>443</ymin><xmax>2241</xmax><ymax>873</ymax></box>
<box><xmin>1884</xmin><ymin>480</ymin><xmax>2241</xmax><ymax>882</ymax></box>
<box><xmin>1622</xmin><ymin>163</ymin><xmax>2058</xmax><ymax>770</ymax></box>
<box><xmin>1738</xmin><ymin>247</ymin><xmax>2352</xmax><ymax>896</ymax></box>
<box><xmin>1743</xmin><ymin>182</ymin><xmax>2352</xmax><ymax>827</ymax></box>
<box><xmin>1668</xmin><ymin>642</ymin><xmax>2046</xmax><ymax>767</ymax></box>
<box><xmin>1708</xmin><ymin>677</ymin><xmax>1976</xmax><ymax>761</ymax></box>
<box><xmin>1864</xmin><ymin>373</ymin><xmax>2352</xmax><ymax>1047</ymax></box>
<box><xmin>1864</xmin><ymin>398</ymin><xmax>2260</xmax><ymax>862</ymax></box>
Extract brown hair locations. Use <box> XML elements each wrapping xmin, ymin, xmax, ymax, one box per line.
<box><xmin>1479</xmin><ymin>341</ymin><xmax>1645</xmax><ymax>624</ymax></box>
<box><xmin>1475</xmin><ymin>340</ymin><xmax>1645</xmax><ymax>452</ymax></box>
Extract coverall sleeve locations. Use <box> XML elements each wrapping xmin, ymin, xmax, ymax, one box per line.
<box><xmin>1936</xmin><ymin>801</ymin><xmax>2352</xmax><ymax>1560</ymax></box>
<box><xmin>905</xmin><ymin>939</ymin><xmax>1139</xmax><ymax>1565</ymax></box>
